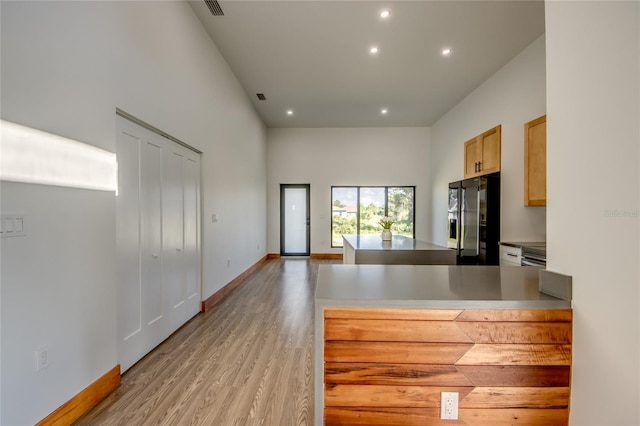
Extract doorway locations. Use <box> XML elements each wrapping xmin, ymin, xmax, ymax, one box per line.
<box><xmin>280</xmin><ymin>184</ymin><xmax>310</xmax><ymax>256</ymax></box>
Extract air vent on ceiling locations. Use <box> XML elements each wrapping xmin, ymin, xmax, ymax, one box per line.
<box><xmin>256</xmin><ymin>93</ymin><xmax>266</xmax><ymax>101</ymax></box>
<box><xmin>204</xmin><ymin>0</ymin><xmax>224</xmax><ymax>16</ymax></box>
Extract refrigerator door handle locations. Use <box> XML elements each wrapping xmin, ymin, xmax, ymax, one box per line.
<box><xmin>476</xmin><ymin>190</ymin><xmax>481</xmax><ymax>254</ymax></box>
<box><xmin>460</xmin><ymin>187</ymin><xmax>465</xmax><ymax>251</ymax></box>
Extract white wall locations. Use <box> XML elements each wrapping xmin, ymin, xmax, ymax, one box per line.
<box><xmin>546</xmin><ymin>2</ymin><xmax>639</xmax><ymax>424</ymax></box>
<box><xmin>430</xmin><ymin>35</ymin><xmax>547</xmax><ymax>246</ymax></box>
<box><xmin>0</xmin><ymin>1</ymin><xmax>266</xmax><ymax>424</ymax></box>
<box><xmin>267</xmin><ymin>128</ymin><xmax>430</xmax><ymax>254</ymax></box>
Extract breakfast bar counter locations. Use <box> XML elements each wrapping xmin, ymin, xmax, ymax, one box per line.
<box><xmin>342</xmin><ymin>234</ymin><xmax>455</xmax><ymax>265</ymax></box>
<box><xmin>314</xmin><ymin>264</ymin><xmax>572</xmax><ymax>425</ymax></box>
<box><xmin>315</xmin><ymin>264</ymin><xmax>569</xmax><ymax>309</ymax></box>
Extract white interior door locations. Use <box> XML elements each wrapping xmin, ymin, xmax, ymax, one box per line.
<box><xmin>116</xmin><ymin>115</ymin><xmax>201</xmax><ymax>372</ymax></box>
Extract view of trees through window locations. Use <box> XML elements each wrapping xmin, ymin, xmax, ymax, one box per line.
<box><xmin>331</xmin><ymin>186</ymin><xmax>415</xmax><ymax>247</ymax></box>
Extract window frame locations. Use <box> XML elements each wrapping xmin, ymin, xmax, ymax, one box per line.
<box><xmin>331</xmin><ymin>185</ymin><xmax>416</xmax><ymax>248</ymax></box>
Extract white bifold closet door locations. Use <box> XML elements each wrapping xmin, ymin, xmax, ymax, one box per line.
<box><xmin>163</xmin><ymin>144</ymin><xmax>201</xmax><ymax>331</ymax></box>
<box><xmin>116</xmin><ymin>115</ymin><xmax>201</xmax><ymax>373</ymax></box>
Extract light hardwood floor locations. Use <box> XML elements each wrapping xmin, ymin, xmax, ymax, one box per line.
<box><xmin>75</xmin><ymin>258</ymin><xmax>338</xmax><ymax>426</ymax></box>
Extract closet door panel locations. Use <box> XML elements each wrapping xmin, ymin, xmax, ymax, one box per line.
<box><xmin>164</xmin><ymin>148</ymin><xmax>187</xmax><ymax>332</ymax></box>
<box><xmin>184</xmin><ymin>154</ymin><xmax>201</xmax><ymax>316</ymax></box>
<box><xmin>140</xmin><ymin>140</ymin><xmax>165</xmax><ymax>340</ymax></box>
<box><xmin>116</xmin><ymin>130</ymin><xmax>142</xmax><ymax>347</ymax></box>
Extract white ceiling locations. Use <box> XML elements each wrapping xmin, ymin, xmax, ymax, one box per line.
<box><xmin>189</xmin><ymin>1</ymin><xmax>545</xmax><ymax>128</ymax></box>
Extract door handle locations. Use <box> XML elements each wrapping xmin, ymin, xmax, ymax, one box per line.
<box><xmin>152</xmin><ymin>253</ymin><xmax>159</xmax><ymax>259</ymax></box>
<box><xmin>176</xmin><ymin>248</ymin><xmax>182</xmax><ymax>252</ymax></box>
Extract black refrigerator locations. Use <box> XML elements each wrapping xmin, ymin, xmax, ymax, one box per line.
<box><xmin>447</xmin><ymin>172</ymin><xmax>500</xmax><ymax>265</ymax></box>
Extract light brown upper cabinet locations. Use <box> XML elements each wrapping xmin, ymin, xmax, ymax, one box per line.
<box><xmin>464</xmin><ymin>125</ymin><xmax>501</xmax><ymax>178</ymax></box>
<box><xmin>524</xmin><ymin>115</ymin><xmax>546</xmax><ymax>206</ymax></box>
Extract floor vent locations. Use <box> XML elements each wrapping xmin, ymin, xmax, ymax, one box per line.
<box><xmin>204</xmin><ymin>0</ymin><xmax>224</xmax><ymax>16</ymax></box>
<box><xmin>256</xmin><ymin>93</ymin><xmax>266</xmax><ymax>101</ymax></box>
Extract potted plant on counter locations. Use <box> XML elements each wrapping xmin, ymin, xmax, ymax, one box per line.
<box><xmin>379</xmin><ymin>216</ymin><xmax>395</xmax><ymax>241</ymax></box>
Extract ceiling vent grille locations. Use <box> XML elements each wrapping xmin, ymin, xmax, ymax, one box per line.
<box><xmin>256</xmin><ymin>93</ymin><xmax>266</xmax><ymax>101</ymax></box>
<box><xmin>204</xmin><ymin>0</ymin><xmax>224</xmax><ymax>16</ymax></box>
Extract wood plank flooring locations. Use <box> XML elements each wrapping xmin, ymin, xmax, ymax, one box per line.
<box><xmin>75</xmin><ymin>258</ymin><xmax>337</xmax><ymax>426</ymax></box>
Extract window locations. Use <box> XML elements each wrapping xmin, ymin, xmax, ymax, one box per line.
<box><xmin>331</xmin><ymin>186</ymin><xmax>415</xmax><ymax>247</ymax></box>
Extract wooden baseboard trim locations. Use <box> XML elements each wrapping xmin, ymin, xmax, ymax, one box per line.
<box><xmin>267</xmin><ymin>253</ymin><xmax>342</xmax><ymax>260</ymax></box>
<box><xmin>201</xmin><ymin>255</ymin><xmax>269</xmax><ymax>312</ymax></box>
<box><xmin>37</xmin><ymin>365</ymin><xmax>121</xmax><ymax>426</ymax></box>
<box><xmin>310</xmin><ymin>253</ymin><xmax>343</xmax><ymax>260</ymax></box>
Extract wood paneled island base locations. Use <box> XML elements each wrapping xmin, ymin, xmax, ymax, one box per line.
<box><xmin>314</xmin><ymin>265</ymin><xmax>573</xmax><ymax>425</ymax></box>
<box><xmin>321</xmin><ymin>307</ymin><xmax>571</xmax><ymax>425</ymax></box>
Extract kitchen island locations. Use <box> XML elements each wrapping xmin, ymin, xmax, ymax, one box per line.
<box><xmin>342</xmin><ymin>234</ymin><xmax>455</xmax><ymax>265</ymax></box>
<box><xmin>314</xmin><ymin>264</ymin><xmax>572</xmax><ymax>425</ymax></box>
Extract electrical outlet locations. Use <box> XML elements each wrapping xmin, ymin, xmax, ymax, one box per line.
<box><xmin>440</xmin><ymin>391</ymin><xmax>459</xmax><ymax>420</ymax></box>
<box><xmin>36</xmin><ymin>347</ymin><xmax>49</xmax><ymax>371</ymax></box>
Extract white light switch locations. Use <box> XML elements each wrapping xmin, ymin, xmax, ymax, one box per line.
<box><xmin>2</xmin><ymin>218</ymin><xmax>14</xmax><ymax>233</ymax></box>
<box><xmin>1</xmin><ymin>215</ymin><xmax>27</xmax><ymax>238</ymax></box>
<box><xmin>212</xmin><ymin>213</ymin><xmax>219</xmax><ymax>223</ymax></box>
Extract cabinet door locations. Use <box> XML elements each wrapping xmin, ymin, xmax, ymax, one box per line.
<box><xmin>479</xmin><ymin>125</ymin><xmax>501</xmax><ymax>174</ymax></box>
<box><xmin>464</xmin><ymin>125</ymin><xmax>501</xmax><ymax>178</ymax></box>
<box><xmin>500</xmin><ymin>244</ymin><xmax>522</xmax><ymax>266</ymax></box>
<box><xmin>525</xmin><ymin>115</ymin><xmax>547</xmax><ymax>206</ymax></box>
<box><xmin>464</xmin><ymin>137</ymin><xmax>481</xmax><ymax>178</ymax></box>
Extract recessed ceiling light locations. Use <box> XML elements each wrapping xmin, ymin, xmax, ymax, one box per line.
<box><xmin>380</xmin><ymin>10</ymin><xmax>391</xmax><ymax>19</ymax></box>
<box><xmin>369</xmin><ymin>46</ymin><xmax>379</xmax><ymax>54</ymax></box>
<box><xmin>442</xmin><ymin>48</ymin><xmax>452</xmax><ymax>56</ymax></box>
<box><xmin>381</xmin><ymin>108</ymin><xmax>388</xmax><ymax>115</ymax></box>
<box><xmin>287</xmin><ymin>110</ymin><xmax>293</xmax><ymax>115</ymax></box>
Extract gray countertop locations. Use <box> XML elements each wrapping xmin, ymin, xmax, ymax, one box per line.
<box><xmin>343</xmin><ymin>234</ymin><xmax>450</xmax><ymax>251</ymax></box>
<box><xmin>316</xmin><ymin>264</ymin><xmax>570</xmax><ymax>309</ymax></box>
